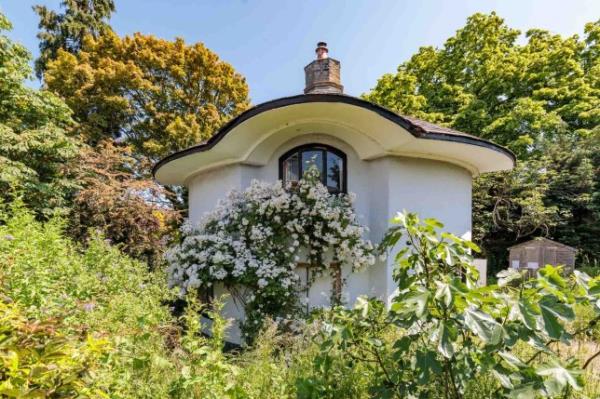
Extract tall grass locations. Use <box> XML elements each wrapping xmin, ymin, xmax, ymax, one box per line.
<box><xmin>1</xmin><ymin>203</ymin><xmax>598</xmax><ymax>397</ymax></box>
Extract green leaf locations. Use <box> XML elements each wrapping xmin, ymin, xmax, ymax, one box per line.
<box><xmin>391</xmin><ymin>212</ymin><xmax>406</xmax><ymax>226</ymax></box>
<box><xmin>517</xmin><ymin>298</ymin><xmax>538</xmax><ymax>330</ymax></box>
<box><xmin>434</xmin><ymin>282</ymin><xmax>452</xmax><ymax>308</ymax></box>
<box><xmin>392</xmin><ymin>336</ymin><xmax>412</xmax><ymax>353</ymax></box>
<box><xmin>497</xmin><ymin>269</ymin><xmax>522</xmax><ymax>287</ymax></box>
<box><xmin>539</xmin><ymin>296</ymin><xmax>574</xmax><ymax>321</ymax></box>
<box><xmin>539</xmin><ymin>304</ymin><xmax>563</xmax><ymax>340</ymax></box>
<box><xmin>424</xmin><ymin>218</ymin><xmax>444</xmax><ymax>229</ymax></box>
<box><xmin>539</xmin><ymin>265</ymin><xmax>567</xmax><ymax>289</ymax></box>
<box><xmin>589</xmin><ymin>283</ymin><xmax>600</xmax><ymax>296</ymax></box>
<box><xmin>536</xmin><ymin>362</ymin><xmax>582</xmax><ymax>395</ymax></box>
<box><xmin>463</xmin><ymin>240</ymin><xmax>481</xmax><ymax>253</ymax></box>
<box><xmin>492</xmin><ymin>365</ymin><xmax>514</xmax><ymax>389</ymax></box>
<box><xmin>498</xmin><ymin>351</ymin><xmax>527</xmax><ymax>370</ymax></box>
<box><xmin>573</xmin><ymin>270</ymin><xmax>592</xmax><ymax>292</ymax></box>
<box><xmin>463</xmin><ymin>307</ymin><xmax>503</xmax><ymax>345</ymax></box>
<box><xmin>415</xmin><ymin>349</ymin><xmax>442</xmax><ymax>384</ymax></box>
<box><xmin>507</xmin><ymin>383</ymin><xmax>537</xmax><ymax>399</ymax></box>
<box><xmin>437</xmin><ymin>322</ymin><xmax>455</xmax><ymax>359</ymax></box>
<box><xmin>395</xmin><ymin>287</ymin><xmax>429</xmax><ymax>318</ymax></box>
<box><xmin>449</xmin><ymin>277</ymin><xmax>469</xmax><ymax>294</ymax></box>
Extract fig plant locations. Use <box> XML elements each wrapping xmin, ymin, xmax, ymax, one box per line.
<box><xmin>316</xmin><ymin>212</ymin><xmax>600</xmax><ymax>398</ymax></box>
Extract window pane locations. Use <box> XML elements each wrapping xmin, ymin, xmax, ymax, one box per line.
<box><xmin>527</xmin><ymin>262</ymin><xmax>539</xmax><ymax>270</ymax></box>
<box><xmin>302</xmin><ymin>150</ymin><xmax>323</xmax><ymax>178</ymax></box>
<box><xmin>326</xmin><ymin>152</ymin><xmax>343</xmax><ymax>191</ymax></box>
<box><xmin>283</xmin><ymin>153</ymin><xmax>299</xmax><ymax>182</ymax></box>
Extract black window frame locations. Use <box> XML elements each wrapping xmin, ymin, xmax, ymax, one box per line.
<box><xmin>278</xmin><ymin>143</ymin><xmax>347</xmax><ymax>194</ymax></box>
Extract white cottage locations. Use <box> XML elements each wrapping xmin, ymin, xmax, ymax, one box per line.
<box><xmin>154</xmin><ymin>42</ymin><xmax>515</xmax><ymax>343</ymax></box>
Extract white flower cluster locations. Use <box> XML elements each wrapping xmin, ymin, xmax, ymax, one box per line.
<box><xmin>166</xmin><ymin>167</ymin><xmax>376</xmax><ymax>340</ymax></box>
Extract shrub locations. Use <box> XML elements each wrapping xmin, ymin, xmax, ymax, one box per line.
<box><xmin>167</xmin><ymin>166</ymin><xmax>375</xmax><ymax>341</ymax></box>
<box><xmin>0</xmin><ymin>201</ymin><xmax>332</xmax><ymax>398</ymax></box>
<box><xmin>0</xmin><ymin>202</ymin><xmax>179</xmax><ymax>397</ymax></box>
<box><xmin>69</xmin><ymin>141</ymin><xmax>179</xmax><ymax>268</ymax></box>
<box><xmin>0</xmin><ymin>300</ymin><xmax>109</xmax><ymax>398</ymax></box>
<box><xmin>314</xmin><ymin>212</ymin><xmax>600</xmax><ymax>398</ymax></box>
<box><xmin>2</xmin><ymin>202</ymin><xmax>599</xmax><ymax>398</ymax></box>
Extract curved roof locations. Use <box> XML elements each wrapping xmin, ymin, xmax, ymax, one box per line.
<box><xmin>153</xmin><ymin>94</ymin><xmax>515</xmax><ymax>185</ymax></box>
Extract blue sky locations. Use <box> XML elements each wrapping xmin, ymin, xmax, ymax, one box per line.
<box><xmin>2</xmin><ymin>0</ymin><xmax>599</xmax><ymax>104</ymax></box>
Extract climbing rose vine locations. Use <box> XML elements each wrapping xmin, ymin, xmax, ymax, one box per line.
<box><xmin>166</xmin><ymin>167</ymin><xmax>376</xmax><ymax>341</ymax></box>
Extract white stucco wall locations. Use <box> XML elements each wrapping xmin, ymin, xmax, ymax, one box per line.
<box><xmin>187</xmin><ymin>164</ymin><xmax>258</xmax><ymax>224</ymax></box>
<box><xmin>187</xmin><ymin>133</ymin><xmax>472</xmax><ymax>344</ymax></box>
<box><xmin>368</xmin><ymin>157</ymin><xmax>472</xmax><ymax>305</ymax></box>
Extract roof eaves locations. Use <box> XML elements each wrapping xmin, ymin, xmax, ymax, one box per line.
<box><xmin>152</xmin><ymin>93</ymin><xmax>516</xmax><ymax>178</ymax></box>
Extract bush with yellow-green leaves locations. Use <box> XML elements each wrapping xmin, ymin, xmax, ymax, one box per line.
<box><xmin>0</xmin><ymin>300</ymin><xmax>109</xmax><ymax>397</ymax></box>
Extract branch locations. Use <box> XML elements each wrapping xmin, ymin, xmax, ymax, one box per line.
<box><xmin>526</xmin><ymin>315</ymin><xmax>600</xmax><ymax>365</ymax></box>
<box><xmin>583</xmin><ymin>348</ymin><xmax>600</xmax><ymax>370</ymax></box>
<box><xmin>356</xmin><ymin>338</ymin><xmax>397</xmax><ymax>393</ymax></box>
<box><xmin>372</xmin><ymin>347</ymin><xmax>399</xmax><ymax>395</ymax></box>
<box><xmin>444</xmin><ymin>359</ymin><xmax>461</xmax><ymax>399</ymax></box>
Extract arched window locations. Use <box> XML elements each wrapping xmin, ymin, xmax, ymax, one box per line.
<box><xmin>279</xmin><ymin>144</ymin><xmax>347</xmax><ymax>193</ymax></box>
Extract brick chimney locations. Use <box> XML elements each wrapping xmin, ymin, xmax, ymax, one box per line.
<box><xmin>304</xmin><ymin>42</ymin><xmax>343</xmax><ymax>94</ymax></box>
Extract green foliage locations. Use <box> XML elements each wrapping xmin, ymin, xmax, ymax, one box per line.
<box><xmin>295</xmin><ymin>301</ymin><xmax>387</xmax><ymax>399</ymax></box>
<box><xmin>0</xmin><ymin>200</ymin><xmax>176</xmax><ymax>397</ymax></box>
<box><xmin>0</xmin><ymin>201</ymin><xmax>184</xmax><ymax>397</ymax></box>
<box><xmin>44</xmin><ymin>29</ymin><xmax>250</xmax><ymax>162</ymax></box>
<box><xmin>69</xmin><ymin>141</ymin><xmax>180</xmax><ymax>267</ymax></box>
<box><xmin>365</xmin><ymin>13</ymin><xmax>600</xmax><ymax>273</ymax></box>
<box><xmin>314</xmin><ymin>212</ymin><xmax>600</xmax><ymax>398</ymax></box>
<box><xmin>0</xmin><ymin>300</ymin><xmax>109</xmax><ymax>398</ymax></box>
<box><xmin>0</xmin><ymin>12</ymin><xmax>81</xmax><ymax>217</ymax></box>
<box><xmin>34</xmin><ymin>0</ymin><xmax>115</xmax><ymax>78</ymax></box>
<box><xmin>0</xmin><ymin>200</ymin><xmax>365</xmax><ymax>398</ymax></box>
<box><xmin>168</xmin><ymin>166</ymin><xmax>375</xmax><ymax>342</ymax></box>
<box><xmin>1</xmin><ymin>200</ymin><xmax>599</xmax><ymax>398</ymax></box>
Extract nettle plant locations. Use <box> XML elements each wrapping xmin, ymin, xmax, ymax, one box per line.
<box><xmin>318</xmin><ymin>212</ymin><xmax>600</xmax><ymax>398</ymax></box>
<box><xmin>166</xmin><ymin>167</ymin><xmax>375</xmax><ymax>342</ymax></box>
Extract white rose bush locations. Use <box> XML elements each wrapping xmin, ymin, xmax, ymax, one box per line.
<box><xmin>166</xmin><ymin>167</ymin><xmax>376</xmax><ymax>341</ymax></box>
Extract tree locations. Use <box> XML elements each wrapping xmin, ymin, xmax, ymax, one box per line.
<box><xmin>69</xmin><ymin>140</ymin><xmax>180</xmax><ymax>267</ymax></box>
<box><xmin>34</xmin><ymin>0</ymin><xmax>115</xmax><ymax>78</ymax></box>
<box><xmin>44</xmin><ymin>31</ymin><xmax>250</xmax><ymax>162</ymax></box>
<box><xmin>0</xmin><ymin>12</ymin><xmax>80</xmax><ymax>217</ymax></box>
<box><xmin>366</xmin><ymin>13</ymin><xmax>599</xmax><ymax>151</ymax></box>
<box><xmin>473</xmin><ymin>134</ymin><xmax>599</xmax><ymax>274</ymax></box>
<box><xmin>365</xmin><ymin>13</ymin><xmax>600</xmax><ymax>273</ymax></box>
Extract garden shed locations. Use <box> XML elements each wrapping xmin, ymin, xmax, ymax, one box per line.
<box><xmin>154</xmin><ymin>43</ymin><xmax>515</xmax><ymax>343</ymax></box>
<box><xmin>508</xmin><ymin>237</ymin><xmax>576</xmax><ymax>277</ymax></box>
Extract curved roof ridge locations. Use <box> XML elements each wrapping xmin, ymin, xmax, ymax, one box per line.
<box><xmin>153</xmin><ymin>93</ymin><xmax>515</xmax><ymax>178</ymax></box>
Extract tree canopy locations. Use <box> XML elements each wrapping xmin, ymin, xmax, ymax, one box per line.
<box><xmin>0</xmin><ymin>13</ymin><xmax>80</xmax><ymax>216</ymax></box>
<box><xmin>44</xmin><ymin>31</ymin><xmax>250</xmax><ymax>162</ymax></box>
<box><xmin>365</xmin><ymin>13</ymin><xmax>600</xmax><ymax>272</ymax></box>
<box><xmin>34</xmin><ymin>0</ymin><xmax>115</xmax><ymax>78</ymax></box>
<box><xmin>69</xmin><ymin>140</ymin><xmax>179</xmax><ymax>267</ymax></box>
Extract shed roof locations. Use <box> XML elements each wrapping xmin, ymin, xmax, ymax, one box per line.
<box><xmin>508</xmin><ymin>237</ymin><xmax>576</xmax><ymax>251</ymax></box>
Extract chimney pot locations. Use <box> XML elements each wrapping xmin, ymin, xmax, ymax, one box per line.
<box><xmin>316</xmin><ymin>42</ymin><xmax>328</xmax><ymax>59</ymax></box>
<box><xmin>304</xmin><ymin>42</ymin><xmax>343</xmax><ymax>94</ymax></box>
